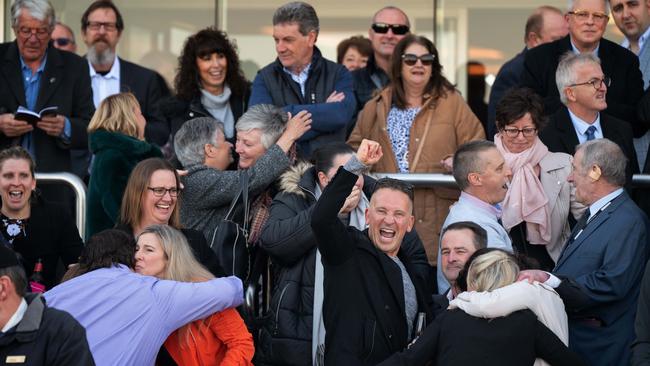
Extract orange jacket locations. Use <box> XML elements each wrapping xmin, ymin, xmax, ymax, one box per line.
<box><xmin>164</xmin><ymin>308</ymin><xmax>254</xmax><ymax>366</ymax></box>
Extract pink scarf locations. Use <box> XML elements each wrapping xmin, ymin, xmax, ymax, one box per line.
<box><xmin>495</xmin><ymin>135</ymin><xmax>551</xmax><ymax>245</ymax></box>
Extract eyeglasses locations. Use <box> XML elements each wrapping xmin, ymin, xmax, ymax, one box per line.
<box><xmin>16</xmin><ymin>26</ymin><xmax>50</xmax><ymax>40</ymax></box>
<box><xmin>502</xmin><ymin>127</ymin><xmax>538</xmax><ymax>138</ymax></box>
<box><xmin>53</xmin><ymin>38</ymin><xmax>74</xmax><ymax>47</ymax></box>
<box><xmin>568</xmin><ymin>10</ymin><xmax>609</xmax><ymax>22</ymax></box>
<box><xmin>401</xmin><ymin>53</ymin><xmax>435</xmax><ymax>66</ymax></box>
<box><xmin>569</xmin><ymin>76</ymin><xmax>611</xmax><ymax>90</ymax></box>
<box><xmin>85</xmin><ymin>21</ymin><xmax>118</xmax><ymax>32</ymax></box>
<box><xmin>371</xmin><ymin>23</ymin><xmax>410</xmax><ymax>35</ymax></box>
<box><xmin>147</xmin><ymin>187</ymin><xmax>180</xmax><ymax>197</ymax></box>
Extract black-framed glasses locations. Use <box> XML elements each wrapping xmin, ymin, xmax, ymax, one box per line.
<box><xmin>16</xmin><ymin>26</ymin><xmax>50</xmax><ymax>40</ymax></box>
<box><xmin>502</xmin><ymin>127</ymin><xmax>538</xmax><ymax>138</ymax></box>
<box><xmin>371</xmin><ymin>23</ymin><xmax>410</xmax><ymax>35</ymax></box>
<box><xmin>569</xmin><ymin>76</ymin><xmax>611</xmax><ymax>90</ymax></box>
<box><xmin>147</xmin><ymin>187</ymin><xmax>180</xmax><ymax>197</ymax></box>
<box><xmin>53</xmin><ymin>38</ymin><xmax>74</xmax><ymax>47</ymax></box>
<box><xmin>568</xmin><ymin>10</ymin><xmax>609</xmax><ymax>22</ymax></box>
<box><xmin>401</xmin><ymin>53</ymin><xmax>435</xmax><ymax>66</ymax></box>
<box><xmin>85</xmin><ymin>21</ymin><xmax>118</xmax><ymax>32</ymax></box>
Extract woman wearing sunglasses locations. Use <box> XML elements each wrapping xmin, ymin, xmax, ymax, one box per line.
<box><xmin>86</xmin><ymin>92</ymin><xmax>162</xmax><ymax>239</ymax></box>
<box><xmin>348</xmin><ymin>34</ymin><xmax>485</xmax><ymax>267</ymax></box>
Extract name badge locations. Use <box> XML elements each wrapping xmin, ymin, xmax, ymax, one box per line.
<box><xmin>6</xmin><ymin>355</ymin><xmax>26</xmax><ymax>363</ymax></box>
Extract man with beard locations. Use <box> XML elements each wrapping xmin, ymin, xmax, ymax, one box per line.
<box><xmin>80</xmin><ymin>1</ymin><xmax>170</xmax><ymax>147</ymax></box>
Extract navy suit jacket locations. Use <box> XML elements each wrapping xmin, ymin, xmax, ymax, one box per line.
<box><xmin>119</xmin><ymin>58</ymin><xmax>170</xmax><ymax>146</ymax></box>
<box><xmin>521</xmin><ymin>35</ymin><xmax>646</xmax><ymax>136</ymax></box>
<box><xmin>0</xmin><ymin>41</ymin><xmax>94</xmax><ymax>173</ymax></box>
<box><xmin>487</xmin><ymin>48</ymin><xmax>526</xmax><ymax>140</ymax></box>
<box><xmin>554</xmin><ymin>191</ymin><xmax>650</xmax><ymax>366</ymax></box>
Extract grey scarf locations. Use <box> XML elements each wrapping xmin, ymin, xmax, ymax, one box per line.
<box><xmin>200</xmin><ymin>85</ymin><xmax>235</xmax><ymax>138</ymax></box>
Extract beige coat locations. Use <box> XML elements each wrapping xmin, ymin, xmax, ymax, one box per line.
<box><xmin>348</xmin><ymin>87</ymin><xmax>485</xmax><ymax>264</ymax></box>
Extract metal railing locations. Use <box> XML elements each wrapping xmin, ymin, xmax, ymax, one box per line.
<box><xmin>35</xmin><ymin>172</ymin><xmax>87</xmax><ymax>239</ymax></box>
<box><xmin>375</xmin><ymin>173</ymin><xmax>650</xmax><ymax>188</ymax></box>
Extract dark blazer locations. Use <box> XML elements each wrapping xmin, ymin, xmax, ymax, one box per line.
<box><xmin>0</xmin><ymin>41</ymin><xmax>94</xmax><ymax>173</ymax></box>
<box><xmin>540</xmin><ymin>106</ymin><xmax>638</xmax><ymax>183</ymax></box>
<box><xmin>119</xmin><ymin>58</ymin><xmax>171</xmax><ymax>146</ymax></box>
<box><xmin>520</xmin><ymin>35</ymin><xmax>646</xmax><ymax>136</ymax></box>
<box><xmin>487</xmin><ymin>48</ymin><xmax>526</xmax><ymax>140</ymax></box>
<box><xmin>554</xmin><ymin>191</ymin><xmax>650</xmax><ymax>366</ymax></box>
<box><xmin>7</xmin><ymin>196</ymin><xmax>84</xmax><ymax>289</ymax></box>
<box><xmin>311</xmin><ymin>166</ymin><xmax>434</xmax><ymax>366</ymax></box>
<box><xmin>633</xmin><ymin>258</ymin><xmax>650</xmax><ymax>366</ymax></box>
<box><xmin>378</xmin><ymin>309</ymin><xmax>585</xmax><ymax>366</ymax></box>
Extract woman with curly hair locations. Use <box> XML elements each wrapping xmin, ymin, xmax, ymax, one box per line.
<box><xmin>163</xmin><ymin>27</ymin><xmax>250</xmax><ymax>157</ymax></box>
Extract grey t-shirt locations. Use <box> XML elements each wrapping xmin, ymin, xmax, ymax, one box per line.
<box><xmin>390</xmin><ymin>255</ymin><xmax>418</xmax><ymax>340</ymax></box>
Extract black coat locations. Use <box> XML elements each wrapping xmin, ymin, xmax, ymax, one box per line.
<box><xmin>311</xmin><ymin>166</ymin><xmax>434</xmax><ymax>365</ymax></box>
<box><xmin>0</xmin><ymin>294</ymin><xmax>95</xmax><ymax>366</ymax></box>
<box><xmin>520</xmin><ymin>35</ymin><xmax>646</xmax><ymax>136</ymax></box>
<box><xmin>378</xmin><ymin>309</ymin><xmax>585</xmax><ymax>366</ymax></box>
<box><xmin>7</xmin><ymin>196</ymin><xmax>83</xmax><ymax>289</ymax></box>
<box><xmin>633</xmin><ymin>258</ymin><xmax>650</xmax><ymax>365</ymax></box>
<box><xmin>0</xmin><ymin>41</ymin><xmax>94</xmax><ymax>173</ymax></box>
<box><xmin>539</xmin><ymin>106</ymin><xmax>638</xmax><ymax>183</ymax></box>
<box><xmin>256</xmin><ymin>163</ymin><xmax>431</xmax><ymax>365</ymax></box>
<box><xmin>114</xmin><ymin>223</ymin><xmax>221</xmax><ymax>276</ymax></box>
<box><xmin>119</xmin><ymin>58</ymin><xmax>171</xmax><ymax>146</ymax></box>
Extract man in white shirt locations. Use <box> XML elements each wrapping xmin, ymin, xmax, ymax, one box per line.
<box><xmin>520</xmin><ymin>138</ymin><xmax>650</xmax><ymax>366</ymax></box>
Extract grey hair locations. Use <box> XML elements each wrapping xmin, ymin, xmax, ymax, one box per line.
<box><xmin>235</xmin><ymin>104</ymin><xmax>287</xmax><ymax>149</ymax></box>
<box><xmin>174</xmin><ymin>117</ymin><xmax>224</xmax><ymax>168</ymax></box>
<box><xmin>273</xmin><ymin>2</ymin><xmax>319</xmax><ymax>36</ymax></box>
<box><xmin>11</xmin><ymin>0</ymin><xmax>56</xmax><ymax>30</ymax></box>
<box><xmin>568</xmin><ymin>0</ymin><xmax>609</xmax><ymax>14</ymax></box>
<box><xmin>556</xmin><ymin>52</ymin><xmax>601</xmax><ymax>105</ymax></box>
<box><xmin>576</xmin><ymin>139</ymin><xmax>627</xmax><ymax>187</ymax></box>
<box><xmin>452</xmin><ymin>140</ymin><xmax>497</xmax><ymax>190</ymax></box>
<box><xmin>372</xmin><ymin>6</ymin><xmax>411</xmax><ymax>28</ymax></box>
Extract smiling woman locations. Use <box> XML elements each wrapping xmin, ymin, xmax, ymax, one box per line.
<box><xmin>0</xmin><ymin>146</ymin><xmax>83</xmax><ymax>289</ymax></box>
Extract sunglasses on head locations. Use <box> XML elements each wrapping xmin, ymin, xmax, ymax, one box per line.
<box><xmin>401</xmin><ymin>53</ymin><xmax>435</xmax><ymax>66</ymax></box>
<box><xmin>371</xmin><ymin>23</ymin><xmax>410</xmax><ymax>35</ymax></box>
<box><xmin>53</xmin><ymin>38</ymin><xmax>74</xmax><ymax>47</ymax></box>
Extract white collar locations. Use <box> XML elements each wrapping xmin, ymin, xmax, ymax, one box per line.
<box><xmin>2</xmin><ymin>298</ymin><xmax>27</xmax><ymax>333</ymax></box>
<box><xmin>89</xmin><ymin>55</ymin><xmax>120</xmax><ymax>79</ymax></box>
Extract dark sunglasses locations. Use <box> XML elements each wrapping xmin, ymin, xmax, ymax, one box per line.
<box><xmin>53</xmin><ymin>38</ymin><xmax>74</xmax><ymax>47</ymax></box>
<box><xmin>371</xmin><ymin>23</ymin><xmax>410</xmax><ymax>35</ymax></box>
<box><xmin>401</xmin><ymin>53</ymin><xmax>435</xmax><ymax>66</ymax></box>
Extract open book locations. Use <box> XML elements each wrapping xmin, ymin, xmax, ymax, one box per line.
<box><xmin>14</xmin><ymin>106</ymin><xmax>58</xmax><ymax>125</ymax></box>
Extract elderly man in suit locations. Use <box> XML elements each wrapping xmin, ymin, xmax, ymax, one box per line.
<box><xmin>521</xmin><ymin>138</ymin><xmax>650</xmax><ymax>366</ymax></box>
<box><xmin>0</xmin><ymin>0</ymin><xmax>94</xmax><ymax>177</ymax></box>
<box><xmin>521</xmin><ymin>0</ymin><xmax>645</xmax><ymax>137</ymax></box>
<box><xmin>539</xmin><ymin>52</ymin><xmax>638</xmax><ymax>184</ymax></box>
<box><xmin>486</xmin><ymin>6</ymin><xmax>567</xmax><ymax>139</ymax></box>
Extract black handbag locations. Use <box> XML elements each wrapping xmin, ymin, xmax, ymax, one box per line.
<box><xmin>209</xmin><ymin>170</ymin><xmax>251</xmax><ymax>281</ymax></box>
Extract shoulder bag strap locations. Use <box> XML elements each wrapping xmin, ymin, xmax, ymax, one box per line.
<box><xmin>410</xmin><ymin>112</ymin><xmax>432</xmax><ymax>172</ymax></box>
<box><xmin>240</xmin><ymin>170</ymin><xmax>250</xmax><ymax>232</ymax></box>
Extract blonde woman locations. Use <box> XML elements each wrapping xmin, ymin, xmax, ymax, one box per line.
<box><xmin>379</xmin><ymin>249</ymin><xmax>585</xmax><ymax>366</ymax></box>
<box><xmin>135</xmin><ymin>225</ymin><xmax>254</xmax><ymax>366</ymax></box>
<box><xmin>86</xmin><ymin>92</ymin><xmax>162</xmax><ymax>238</ymax></box>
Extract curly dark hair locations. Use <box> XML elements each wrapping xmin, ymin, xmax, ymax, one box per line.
<box><xmin>390</xmin><ymin>35</ymin><xmax>455</xmax><ymax>109</ymax></box>
<box><xmin>174</xmin><ymin>27</ymin><xmax>248</xmax><ymax>101</ymax></box>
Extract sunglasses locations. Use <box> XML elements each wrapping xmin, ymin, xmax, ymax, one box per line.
<box><xmin>371</xmin><ymin>23</ymin><xmax>410</xmax><ymax>35</ymax></box>
<box><xmin>53</xmin><ymin>38</ymin><xmax>74</xmax><ymax>47</ymax></box>
<box><xmin>401</xmin><ymin>53</ymin><xmax>435</xmax><ymax>66</ymax></box>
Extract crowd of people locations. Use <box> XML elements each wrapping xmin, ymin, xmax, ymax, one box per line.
<box><xmin>3</xmin><ymin>0</ymin><xmax>650</xmax><ymax>365</ymax></box>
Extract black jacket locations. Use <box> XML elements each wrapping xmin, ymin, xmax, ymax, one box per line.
<box><xmin>7</xmin><ymin>196</ymin><xmax>83</xmax><ymax>289</ymax></box>
<box><xmin>256</xmin><ymin>163</ymin><xmax>431</xmax><ymax>365</ymax></box>
<box><xmin>0</xmin><ymin>294</ymin><xmax>95</xmax><ymax>366</ymax></box>
<box><xmin>378</xmin><ymin>309</ymin><xmax>585</xmax><ymax>366</ymax></box>
<box><xmin>311</xmin><ymin>166</ymin><xmax>434</xmax><ymax>365</ymax></box>
<box><xmin>351</xmin><ymin>55</ymin><xmax>390</xmax><ymax>112</ymax></box>
<box><xmin>520</xmin><ymin>35</ymin><xmax>646</xmax><ymax>136</ymax></box>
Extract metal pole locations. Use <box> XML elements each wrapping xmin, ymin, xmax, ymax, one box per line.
<box><xmin>35</xmin><ymin>172</ymin><xmax>87</xmax><ymax>239</ymax></box>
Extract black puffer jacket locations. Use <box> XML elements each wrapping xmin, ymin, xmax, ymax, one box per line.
<box><xmin>256</xmin><ymin>162</ymin><xmax>431</xmax><ymax>365</ymax></box>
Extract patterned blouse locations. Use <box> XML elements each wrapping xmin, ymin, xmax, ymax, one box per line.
<box><xmin>0</xmin><ymin>213</ymin><xmax>27</xmax><ymax>248</ymax></box>
<box><xmin>387</xmin><ymin>106</ymin><xmax>421</xmax><ymax>173</ymax></box>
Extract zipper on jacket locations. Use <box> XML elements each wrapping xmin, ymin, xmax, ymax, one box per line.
<box><xmin>273</xmin><ymin>282</ymin><xmax>291</xmax><ymax>335</ymax></box>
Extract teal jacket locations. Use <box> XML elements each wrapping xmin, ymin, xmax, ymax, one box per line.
<box><xmin>85</xmin><ymin>129</ymin><xmax>161</xmax><ymax>239</ymax></box>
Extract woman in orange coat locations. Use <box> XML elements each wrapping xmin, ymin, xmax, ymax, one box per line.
<box><xmin>134</xmin><ymin>224</ymin><xmax>253</xmax><ymax>365</ymax></box>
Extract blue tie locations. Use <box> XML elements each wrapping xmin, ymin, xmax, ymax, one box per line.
<box><xmin>585</xmin><ymin>125</ymin><xmax>597</xmax><ymax>141</ymax></box>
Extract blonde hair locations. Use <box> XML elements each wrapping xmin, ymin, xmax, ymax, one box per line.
<box><xmin>87</xmin><ymin>92</ymin><xmax>141</xmax><ymax>138</ymax></box>
<box><xmin>466</xmin><ymin>250</ymin><xmax>519</xmax><ymax>292</ymax></box>
<box><xmin>137</xmin><ymin>224</ymin><xmax>213</xmax><ymax>282</ymax></box>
